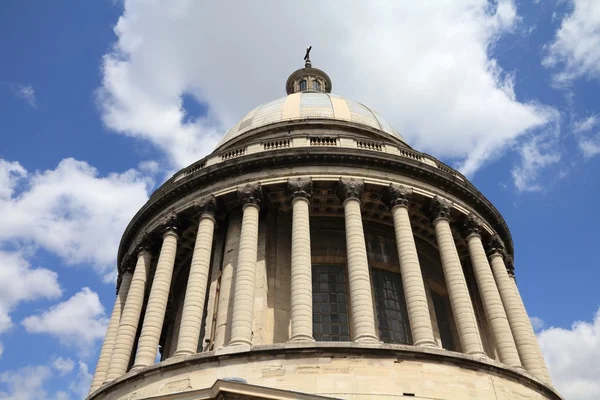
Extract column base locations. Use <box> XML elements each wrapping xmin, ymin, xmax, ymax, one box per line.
<box><xmin>467</xmin><ymin>350</ymin><xmax>489</xmax><ymax>360</ymax></box>
<box><xmin>288</xmin><ymin>334</ymin><xmax>316</xmax><ymax>343</ymax></box>
<box><xmin>354</xmin><ymin>334</ymin><xmax>380</xmax><ymax>343</ymax></box>
<box><xmin>228</xmin><ymin>339</ymin><xmax>253</xmax><ymax>347</ymax></box>
<box><xmin>172</xmin><ymin>349</ymin><xmax>195</xmax><ymax>358</ymax></box>
<box><xmin>129</xmin><ymin>364</ymin><xmax>148</xmax><ymax>373</ymax></box>
<box><xmin>414</xmin><ymin>339</ymin><xmax>439</xmax><ymax>348</ymax></box>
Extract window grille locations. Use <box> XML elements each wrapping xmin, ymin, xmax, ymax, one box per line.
<box><xmin>431</xmin><ymin>290</ymin><xmax>455</xmax><ymax>350</ymax></box>
<box><xmin>311</xmin><ymin>265</ymin><xmax>350</xmax><ymax>341</ymax></box>
<box><xmin>372</xmin><ymin>268</ymin><xmax>412</xmax><ymax>344</ymax></box>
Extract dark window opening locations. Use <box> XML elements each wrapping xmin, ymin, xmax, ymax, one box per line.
<box><xmin>431</xmin><ymin>290</ymin><xmax>455</xmax><ymax>351</ymax></box>
<box><xmin>372</xmin><ymin>268</ymin><xmax>412</xmax><ymax>344</ymax></box>
<box><xmin>312</xmin><ymin>80</ymin><xmax>321</xmax><ymax>91</ymax></box>
<box><xmin>312</xmin><ymin>265</ymin><xmax>350</xmax><ymax>341</ymax></box>
<box><xmin>299</xmin><ymin>80</ymin><xmax>307</xmax><ymax>91</ymax></box>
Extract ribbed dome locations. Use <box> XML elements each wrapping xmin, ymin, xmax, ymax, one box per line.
<box><xmin>216</xmin><ymin>92</ymin><xmax>405</xmax><ymax>148</ymax></box>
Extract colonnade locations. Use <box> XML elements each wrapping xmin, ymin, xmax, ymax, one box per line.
<box><xmin>89</xmin><ymin>178</ymin><xmax>551</xmax><ymax>394</ymax></box>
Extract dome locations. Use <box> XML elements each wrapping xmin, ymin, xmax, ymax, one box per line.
<box><xmin>216</xmin><ymin>92</ymin><xmax>406</xmax><ymax>148</ymax></box>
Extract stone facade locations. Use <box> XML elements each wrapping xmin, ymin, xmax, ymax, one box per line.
<box><xmin>87</xmin><ymin>59</ymin><xmax>561</xmax><ymax>400</ymax></box>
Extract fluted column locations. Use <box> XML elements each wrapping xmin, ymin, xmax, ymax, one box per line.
<box><xmin>463</xmin><ymin>215</ymin><xmax>521</xmax><ymax>367</ymax></box>
<box><xmin>489</xmin><ymin>236</ymin><xmax>552</xmax><ymax>383</ymax></box>
<box><xmin>430</xmin><ymin>196</ymin><xmax>485</xmax><ymax>357</ymax></box>
<box><xmin>132</xmin><ymin>213</ymin><xmax>179</xmax><ymax>369</ymax></box>
<box><xmin>383</xmin><ymin>184</ymin><xmax>437</xmax><ymax>347</ymax></box>
<box><xmin>89</xmin><ymin>259</ymin><xmax>133</xmax><ymax>393</ymax></box>
<box><xmin>337</xmin><ymin>178</ymin><xmax>378</xmax><ymax>343</ymax></box>
<box><xmin>229</xmin><ymin>183</ymin><xmax>262</xmax><ymax>346</ymax></box>
<box><xmin>288</xmin><ymin>178</ymin><xmax>315</xmax><ymax>342</ymax></box>
<box><xmin>173</xmin><ymin>196</ymin><xmax>217</xmax><ymax>357</ymax></box>
<box><xmin>106</xmin><ymin>243</ymin><xmax>152</xmax><ymax>381</ymax></box>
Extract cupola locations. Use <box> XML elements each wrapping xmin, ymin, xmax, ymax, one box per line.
<box><xmin>285</xmin><ymin>46</ymin><xmax>332</xmax><ymax>94</ymax></box>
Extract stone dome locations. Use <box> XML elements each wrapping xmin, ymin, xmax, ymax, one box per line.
<box><xmin>216</xmin><ymin>92</ymin><xmax>406</xmax><ymax>148</ymax></box>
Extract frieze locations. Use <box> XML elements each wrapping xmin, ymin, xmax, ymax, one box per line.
<box><xmin>237</xmin><ymin>182</ymin><xmax>263</xmax><ymax>206</ymax></box>
<box><xmin>382</xmin><ymin>183</ymin><xmax>412</xmax><ymax>209</ymax></box>
<box><xmin>287</xmin><ymin>177</ymin><xmax>313</xmax><ymax>200</ymax></box>
<box><xmin>117</xmin><ymin>148</ymin><xmax>514</xmax><ymax>269</ymax></box>
<box><xmin>336</xmin><ymin>177</ymin><xmax>364</xmax><ymax>202</ymax></box>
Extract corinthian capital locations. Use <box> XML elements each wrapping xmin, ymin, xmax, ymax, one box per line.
<box><xmin>462</xmin><ymin>213</ymin><xmax>483</xmax><ymax>238</ymax></box>
<box><xmin>488</xmin><ymin>234</ymin><xmax>507</xmax><ymax>258</ymax></box>
<box><xmin>382</xmin><ymin>183</ymin><xmax>412</xmax><ymax>209</ymax></box>
<box><xmin>237</xmin><ymin>182</ymin><xmax>262</xmax><ymax>206</ymax></box>
<box><xmin>159</xmin><ymin>210</ymin><xmax>180</xmax><ymax>235</ymax></box>
<box><xmin>287</xmin><ymin>177</ymin><xmax>313</xmax><ymax>200</ymax></box>
<box><xmin>193</xmin><ymin>195</ymin><xmax>217</xmax><ymax>218</ymax></box>
<box><xmin>132</xmin><ymin>230</ymin><xmax>152</xmax><ymax>255</ymax></box>
<box><xmin>430</xmin><ymin>196</ymin><xmax>453</xmax><ymax>221</ymax></box>
<box><xmin>336</xmin><ymin>177</ymin><xmax>364</xmax><ymax>203</ymax></box>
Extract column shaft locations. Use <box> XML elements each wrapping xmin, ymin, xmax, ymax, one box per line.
<box><xmin>229</xmin><ymin>203</ymin><xmax>260</xmax><ymax>346</ymax></box>
<box><xmin>343</xmin><ymin>198</ymin><xmax>378</xmax><ymax>342</ymax></box>
<box><xmin>106</xmin><ymin>251</ymin><xmax>152</xmax><ymax>380</ymax></box>
<box><xmin>490</xmin><ymin>254</ymin><xmax>552</xmax><ymax>382</ymax></box>
<box><xmin>133</xmin><ymin>230</ymin><xmax>178</xmax><ymax>368</ymax></box>
<box><xmin>174</xmin><ymin>214</ymin><xmax>216</xmax><ymax>357</ymax></box>
<box><xmin>467</xmin><ymin>234</ymin><xmax>521</xmax><ymax>366</ymax></box>
<box><xmin>391</xmin><ymin>205</ymin><xmax>436</xmax><ymax>347</ymax></box>
<box><xmin>434</xmin><ymin>218</ymin><xmax>485</xmax><ymax>356</ymax></box>
<box><xmin>289</xmin><ymin>197</ymin><xmax>314</xmax><ymax>341</ymax></box>
<box><xmin>89</xmin><ymin>272</ymin><xmax>132</xmax><ymax>393</ymax></box>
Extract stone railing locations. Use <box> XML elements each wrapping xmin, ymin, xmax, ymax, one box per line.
<box><xmin>356</xmin><ymin>140</ymin><xmax>383</xmax><ymax>152</ymax></box>
<box><xmin>310</xmin><ymin>136</ymin><xmax>338</xmax><ymax>146</ymax></box>
<box><xmin>263</xmin><ymin>139</ymin><xmax>291</xmax><ymax>150</ymax></box>
<box><xmin>221</xmin><ymin>147</ymin><xmax>246</xmax><ymax>161</ymax></box>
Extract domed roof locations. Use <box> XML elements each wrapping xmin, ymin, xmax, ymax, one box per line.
<box><xmin>216</xmin><ymin>92</ymin><xmax>405</xmax><ymax>148</ymax></box>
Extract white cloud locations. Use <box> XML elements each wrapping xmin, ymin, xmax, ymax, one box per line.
<box><xmin>99</xmin><ymin>0</ymin><xmax>555</xmax><ymax>177</ymax></box>
<box><xmin>574</xmin><ymin>115</ymin><xmax>598</xmax><ymax>133</ymax></box>
<box><xmin>538</xmin><ymin>309</ymin><xmax>600</xmax><ymax>400</ymax></box>
<box><xmin>0</xmin><ymin>157</ymin><xmax>151</xmax><ymax>279</ymax></box>
<box><xmin>0</xmin><ymin>365</ymin><xmax>52</xmax><ymax>400</ymax></box>
<box><xmin>543</xmin><ymin>0</ymin><xmax>600</xmax><ymax>84</ymax></box>
<box><xmin>69</xmin><ymin>362</ymin><xmax>92</xmax><ymax>399</ymax></box>
<box><xmin>0</xmin><ymin>250</ymin><xmax>62</xmax><ymax>334</ymax></box>
<box><xmin>21</xmin><ymin>288</ymin><xmax>107</xmax><ymax>354</ymax></box>
<box><xmin>511</xmin><ymin>132</ymin><xmax>562</xmax><ymax>192</ymax></box>
<box><xmin>52</xmin><ymin>357</ymin><xmax>75</xmax><ymax>376</ymax></box>
<box><xmin>0</xmin><ymin>82</ymin><xmax>37</xmax><ymax>108</ymax></box>
<box><xmin>0</xmin><ymin>342</ymin><xmax>3</xmax><ymax>358</ymax></box>
<box><xmin>530</xmin><ymin>316</ymin><xmax>545</xmax><ymax>332</ymax></box>
<box><xmin>572</xmin><ymin>115</ymin><xmax>600</xmax><ymax>159</ymax></box>
<box><xmin>579</xmin><ymin>138</ymin><xmax>600</xmax><ymax>158</ymax></box>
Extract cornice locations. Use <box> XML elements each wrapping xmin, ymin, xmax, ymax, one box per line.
<box><xmin>117</xmin><ymin>147</ymin><xmax>514</xmax><ymax>271</ymax></box>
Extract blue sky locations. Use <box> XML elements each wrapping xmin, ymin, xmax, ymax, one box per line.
<box><xmin>0</xmin><ymin>1</ymin><xmax>599</xmax><ymax>399</ymax></box>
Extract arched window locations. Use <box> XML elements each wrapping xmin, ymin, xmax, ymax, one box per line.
<box><xmin>299</xmin><ymin>80</ymin><xmax>307</xmax><ymax>91</ymax></box>
<box><xmin>312</xmin><ymin>80</ymin><xmax>321</xmax><ymax>91</ymax></box>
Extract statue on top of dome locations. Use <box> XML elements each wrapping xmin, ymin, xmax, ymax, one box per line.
<box><xmin>304</xmin><ymin>46</ymin><xmax>312</xmax><ymax>68</ymax></box>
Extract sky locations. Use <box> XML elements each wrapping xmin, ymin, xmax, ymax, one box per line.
<box><xmin>0</xmin><ymin>1</ymin><xmax>599</xmax><ymax>399</ymax></box>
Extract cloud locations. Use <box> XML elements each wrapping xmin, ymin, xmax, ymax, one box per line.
<box><xmin>572</xmin><ymin>115</ymin><xmax>600</xmax><ymax>159</ymax></box>
<box><xmin>21</xmin><ymin>288</ymin><xmax>107</xmax><ymax>355</ymax></box>
<box><xmin>530</xmin><ymin>316</ymin><xmax>545</xmax><ymax>332</ymax></box>
<box><xmin>99</xmin><ymin>0</ymin><xmax>555</xmax><ymax>177</ymax></box>
<box><xmin>543</xmin><ymin>0</ymin><xmax>600</xmax><ymax>84</ymax></box>
<box><xmin>0</xmin><ymin>157</ymin><xmax>151</xmax><ymax>280</ymax></box>
<box><xmin>52</xmin><ymin>357</ymin><xmax>75</xmax><ymax>376</ymax></box>
<box><xmin>511</xmin><ymin>131</ymin><xmax>562</xmax><ymax>192</ymax></box>
<box><xmin>0</xmin><ymin>365</ymin><xmax>53</xmax><ymax>400</ymax></box>
<box><xmin>69</xmin><ymin>362</ymin><xmax>92</xmax><ymax>399</ymax></box>
<box><xmin>0</xmin><ymin>250</ymin><xmax>62</xmax><ymax>334</ymax></box>
<box><xmin>538</xmin><ymin>308</ymin><xmax>600</xmax><ymax>400</ymax></box>
<box><xmin>0</xmin><ymin>82</ymin><xmax>37</xmax><ymax>108</ymax></box>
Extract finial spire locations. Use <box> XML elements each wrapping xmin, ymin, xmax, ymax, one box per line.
<box><xmin>304</xmin><ymin>46</ymin><xmax>312</xmax><ymax>68</ymax></box>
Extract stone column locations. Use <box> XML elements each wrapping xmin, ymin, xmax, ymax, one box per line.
<box><xmin>89</xmin><ymin>258</ymin><xmax>134</xmax><ymax>393</ymax></box>
<box><xmin>173</xmin><ymin>196</ymin><xmax>217</xmax><ymax>357</ymax></box>
<box><xmin>463</xmin><ymin>215</ymin><xmax>522</xmax><ymax>367</ymax></box>
<box><xmin>288</xmin><ymin>178</ymin><xmax>315</xmax><ymax>342</ymax></box>
<box><xmin>383</xmin><ymin>184</ymin><xmax>437</xmax><ymax>347</ymax></box>
<box><xmin>132</xmin><ymin>213</ymin><xmax>179</xmax><ymax>369</ymax></box>
<box><xmin>337</xmin><ymin>178</ymin><xmax>378</xmax><ymax>343</ymax></box>
<box><xmin>106</xmin><ymin>242</ymin><xmax>152</xmax><ymax>381</ymax></box>
<box><xmin>430</xmin><ymin>196</ymin><xmax>485</xmax><ymax>357</ymax></box>
<box><xmin>489</xmin><ymin>236</ymin><xmax>552</xmax><ymax>383</ymax></box>
<box><xmin>229</xmin><ymin>183</ymin><xmax>262</xmax><ymax>346</ymax></box>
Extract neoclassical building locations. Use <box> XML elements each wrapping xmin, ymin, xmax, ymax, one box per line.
<box><xmin>88</xmin><ymin>55</ymin><xmax>562</xmax><ymax>400</ymax></box>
